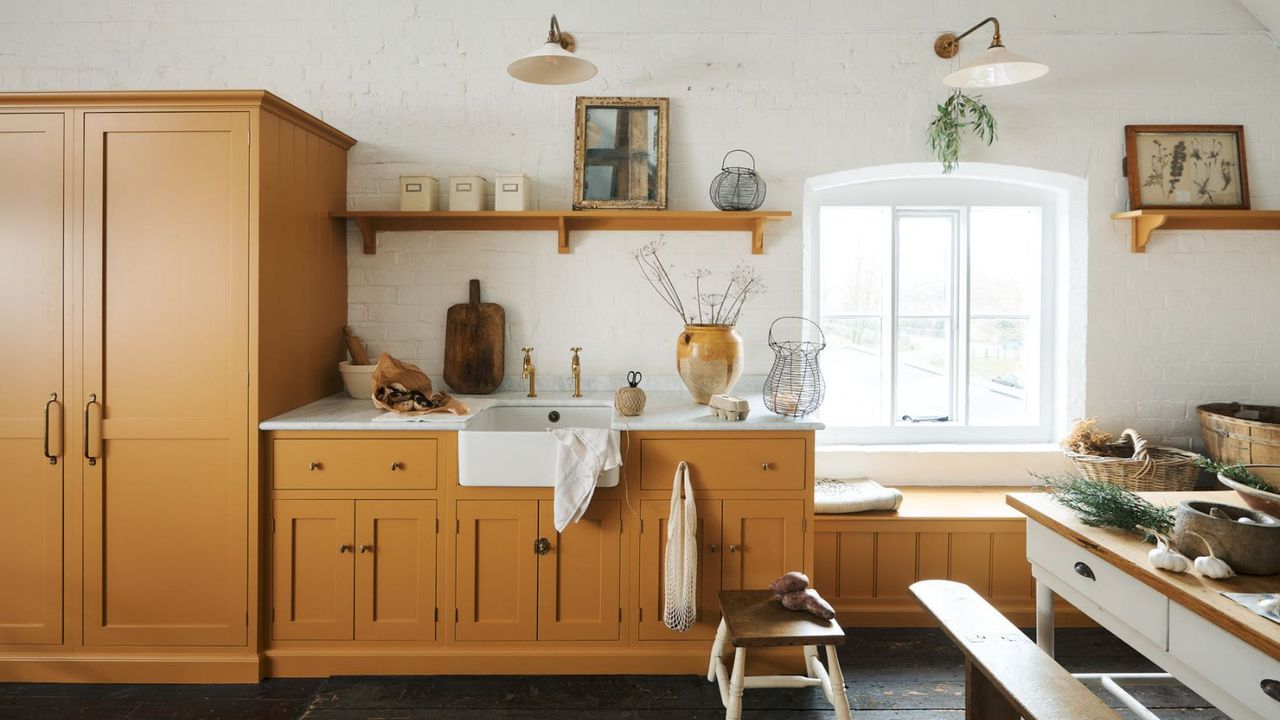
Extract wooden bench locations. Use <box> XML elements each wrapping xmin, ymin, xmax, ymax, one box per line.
<box><xmin>814</xmin><ymin>487</ymin><xmax>1088</xmax><ymax>627</ymax></box>
<box><xmin>910</xmin><ymin>579</ymin><xmax>1121</xmax><ymax>720</ymax></box>
<box><xmin>707</xmin><ymin>590</ymin><xmax>852</xmax><ymax>720</ymax></box>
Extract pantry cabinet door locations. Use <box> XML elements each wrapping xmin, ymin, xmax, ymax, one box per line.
<box><xmin>0</xmin><ymin>112</ymin><xmax>66</xmax><ymax>645</ymax></box>
<box><xmin>273</xmin><ymin>500</ymin><xmax>355</xmax><ymax>641</ymax></box>
<box><xmin>721</xmin><ymin>499</ymin><xmax>805</xmax><ymax>591</ymax></box>
<box><xmin>81</xmin><ymin>112</ymin><xmax>250</xmax><ymax>646</ymax></box>
<box><xmin>455</xmin><ymin>500</ymin><xmax>537</xmax><ymax>642</ymax></box>
<box><xmin>355</xmin><ymin>500</ymin><xmax>437</xmax><ymax>642</ymax></box>
<box><xmin>537</xmin><ymin>499</ymin><xmax>622</xmax><ymax>642</ymax></box>
<box><xmin>637</xmin><ymin>499</ymin><xmax>722</xmax><ymax>641</ymax></box>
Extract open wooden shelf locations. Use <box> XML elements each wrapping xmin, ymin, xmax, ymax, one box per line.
<box><xmin>1113</xmin><ymin>209</ymin><xmax>1280</xmax><ymax>253</ymax></box>
<box><xmin>332</xmin><ymin>209</ymin><xmax>791</xmax><ymax>255</ymax></box>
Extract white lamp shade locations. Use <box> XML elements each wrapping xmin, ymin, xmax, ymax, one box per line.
<box><xmin>943</xmin><ymin>44</ymin><xmax>1048</xmax><ymax>88</ymax></box>
<box><xmin>507</xmin><ymin>41</ymin><xmax>597</xmax><ymax>85</ymax></box>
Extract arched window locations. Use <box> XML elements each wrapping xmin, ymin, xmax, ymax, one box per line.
<box><xmin>805</xmin><ymin>163</ymin><xmax>1084</xmax><ymax>444</ymax></box>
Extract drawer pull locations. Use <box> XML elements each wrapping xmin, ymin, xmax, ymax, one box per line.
<box><xmin>308</xmin><ymin>462</ymin><xmax>321</xmax><ymax>471</ymax></box>
<box><xmin>359</xmin><ymin>544</ymin><xmax>373</xmax><ymax>554</ymax></box>
<box><xmin>338</xmin><ymin>544</ymin><xmax>352</xmax><ymax>553</ymax></box>
<box><xmin>708</xmin><ymin>544</ymin><xmax>719</xmax><ymax>553</ymax></box>
<box><xmin>390</xmin><ymin>462</ymin><xmax>402</xmax><ymax>471</ymax></box>
<box><xmin>728</xmin><ymin>544</ymin><xmax>739</xmax><ymax>553</ymax></box>
<box><xmin>1262</xmin><ymin>679</ymin><xmax>1280</xmax><ymax>703</ymax></box>
<box><xmin>1073</xmin><ymin>561</ymin><xmax>1095</xmax><ymax>581</ymax></box>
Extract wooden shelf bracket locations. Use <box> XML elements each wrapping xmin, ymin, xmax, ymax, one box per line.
<box><xmin>1113</xmin><ymin>209</ymin><xmax>1280</xmax><ymax>253</ymax></box>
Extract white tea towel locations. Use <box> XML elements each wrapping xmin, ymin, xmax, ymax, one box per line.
<box><xmin>814</xmin><ymin>477</ymin><xmax>904</xmax><ymax>514</ymax></box>
<box><xmin>663</xmin><ymin>461</ymin><xmax>699</xmax><ymax>632</ymax></box>
<box><xmin>551</xmin><ymin>428</ymin><xmax>621</xmax><ymax>532</ymax></box>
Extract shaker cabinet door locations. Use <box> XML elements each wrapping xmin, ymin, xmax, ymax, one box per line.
<box><xmin>637</xmin><ymin>499</ymin><xmax>722</xmax><ymax>641</ymax></box>
<box><xmin>0</xmin><ymin>112</ymin><xmax>66</xmax><ymax>645</ymax></box>
<box><xmin>721</xmin><ymin>499</ymin><xmax>805</xmax><ymax>592</ymax></box>
<box><xmin>537</xmin><ymin>499</ymin><xmax>622</xmax><ymax>642</ymax></box>
<box><xmin>80</xmin><ymin>111</ymin><xmax>250</xmax><ymax>646</ymax></box>
<box><xmin>355</xmin><ymin>500</ymin><xmax>438</xmax><ymax>641</ymax></box>
<box><xmin>454</xmin><ymin>500</ymin><xmax>538</xmax><ymax>642</ymax></box>
<box><xmin>272</xmin><ymin>499</ymin><xmax>355</xmax><ymax>641</ymax></box>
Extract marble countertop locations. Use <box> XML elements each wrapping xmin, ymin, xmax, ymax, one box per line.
<box><xmin>259</xmin><ymin>391</ymin><xmax>824</xmax><ymax>432</ymax></box>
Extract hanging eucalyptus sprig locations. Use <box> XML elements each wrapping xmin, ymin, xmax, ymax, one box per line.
<box><xmin>926</xmin><ymin>89</ymin><xmax>998</xmax><ymax>174</ymax></box>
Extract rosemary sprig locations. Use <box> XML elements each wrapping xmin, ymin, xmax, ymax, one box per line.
<box><xmin>1037</xmin><ymin>474</ymin><xmax>1174</xmax><ymax>536</ymax></box>
<box><xmin>1194</xmin><ymin>456</ymin><xmax>1276</xmax><ymax>493</ymax></box>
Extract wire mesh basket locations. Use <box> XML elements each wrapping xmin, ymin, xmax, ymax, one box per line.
<box><xmin>709</xmin><ymin>149</ymin><xmax>766</xmax><ymax>211</ymax></box>
<box><xmin>763</xmin><ymin>317</ymin><xmax>826</xmax><ymax>418</ymax></box>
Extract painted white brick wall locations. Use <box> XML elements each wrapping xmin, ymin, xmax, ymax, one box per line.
<box><xmin>4</xmin><ymin>0</ymin><xmax>1279</xmax><ymax>447</ymax></box>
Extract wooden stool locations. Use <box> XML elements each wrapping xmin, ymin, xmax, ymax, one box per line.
<box><xmin>707</xmin><ymin>590</ymin><xmax>852</xmax><ymax>720</ymax></box>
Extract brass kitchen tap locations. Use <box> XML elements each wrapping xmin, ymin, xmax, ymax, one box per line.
<box><xmin>570</xmin><ymin>347</ymin><xmax>582</xmax><ymax>398</ymax></box>
<box><xmin>521</xmin><ymin>347</ymin><xmax>537</xmax><ymax>398</ymax></box>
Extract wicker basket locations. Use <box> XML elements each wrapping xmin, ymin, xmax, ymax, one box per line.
<box><xmin>1197</xmin><ymin>402</ymin><xmax>1280</xmax><ymax>465</ymax></box>
<box><xmin>1064</xmin><ymin>428</ymin><xmax>1201</xmax><ymax>492</ymax></box>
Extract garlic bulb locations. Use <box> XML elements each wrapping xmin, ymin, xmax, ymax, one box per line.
<box><xmin>1185</xmin><ymin>530</ymin><xmax>1236</xmax><ymax>580</ymax></box>
<box><xmin>1141</xmin><ymin>528</ymin><xmax>1190</xmax><ymax>573</ymax></box>
<box><xmin>1259</xmin><ymin>596</ymin><xmax>1280</xmax><ymax>616</ymax></box>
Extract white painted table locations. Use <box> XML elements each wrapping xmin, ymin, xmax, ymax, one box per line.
<box><xmin>1010</xmin><ymin>491</ymin><xmax>1280</xmax><ymax>720</ymax></box>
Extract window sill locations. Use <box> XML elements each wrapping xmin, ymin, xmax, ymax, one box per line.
<box><xmin>815</xmin><ymin>443</ymin><xmax>1071</xmax><ymax>486</ymax></box>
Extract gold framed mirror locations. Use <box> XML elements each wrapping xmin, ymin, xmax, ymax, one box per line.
<box><xmin>573</xmin><ymin>97</ymin><xmax>669</xmax><ymax>209</ymax></box>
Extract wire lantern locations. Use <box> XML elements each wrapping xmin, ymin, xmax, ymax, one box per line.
<box><xmin>763</xmin><ymin>317</ymin><xmax>826</xmax><ymax>418</ymax></box>
<box><xmin>709</xmin><ymin>149</ymin><xmax>766</xmax><ymax>211</ymax></box>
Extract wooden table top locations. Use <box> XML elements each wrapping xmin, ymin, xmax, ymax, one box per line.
<box><xmin>718</xmin><ymin>590</ymin><xmax>845</xmax><ymax>648</ymax></box>
<box><xmin>1008</xmin><ymin>490</ymin><xmax>1280</xmax><ymax>661</ymax></box>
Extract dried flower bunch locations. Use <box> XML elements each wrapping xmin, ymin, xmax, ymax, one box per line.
<box><xmin>1061</xmin><ymin>418</ymin><xmax>1117</xmax><ymax>456</ymax></box>
<box><xmin>1142</xmin><ymin>137</ymin><xmax>1238</xmax><ymax>203</ymax></box>
<box><xmin>632</xmin><ymin>237</ymin><xmax>766</xmax><ymax>327</ymax></box>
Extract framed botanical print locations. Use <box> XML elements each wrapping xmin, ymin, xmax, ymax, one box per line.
<box><xmin>1125</xmin><ymin>125</ymin><xmax>1249</xmax><ymax>210</ymax></box>
<box><xmin>573</xmin><ymin>97</ymin><xmax>669</xmax><ymax>209</ymax></box>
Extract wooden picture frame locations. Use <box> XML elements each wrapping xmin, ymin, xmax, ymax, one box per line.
<box><xmin>573</xmin><ymin>97</ymin><xmax>669</xmax><ymax>210</ymax></box>
<box><xmin>1124</xmin><ymin>125</ymin><xmax>1249</xmax><ymax>210</ymax></box>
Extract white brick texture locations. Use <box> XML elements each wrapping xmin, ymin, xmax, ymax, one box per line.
<box><xmin>5</xmin><ymin>0</ymin><xmax>1279</xmax><ymax>447</ymax></box>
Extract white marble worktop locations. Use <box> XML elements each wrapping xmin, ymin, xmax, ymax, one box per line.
<box><xmin>259</xmin><ymin>391</ymin><xmax>824</xmax><ymax>432</ymax></box>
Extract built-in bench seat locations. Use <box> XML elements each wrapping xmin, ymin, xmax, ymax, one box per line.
<box><xmin>812</xmin><ymin>487</ymin><xmax>1085</xmax><ymax>627</ymax></box>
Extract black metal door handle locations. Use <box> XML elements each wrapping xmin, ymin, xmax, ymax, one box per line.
<box><xmin>1073</xmin><ymin>561</ymin><xmax>1095</xmax><ymax>581</ymax></box>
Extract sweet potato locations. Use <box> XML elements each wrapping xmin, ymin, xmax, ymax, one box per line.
<box><xmin>780</xmin><ymin>588</ymin><xmax>835</xmax><ymax>620</ymax></box>
<box><xmin>768</xmin><ymin>571</ymin><xmax>810</xmax><ymax>597</ymax></box>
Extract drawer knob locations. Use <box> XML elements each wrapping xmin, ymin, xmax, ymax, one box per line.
<box><xmin>708</xmin><ymin>544</ymin><xmax>719</xmax><ymax>553</ymax></box>
<box><xmin>308</xmin><ymin>462</ymin><xmax>321</xmax><ymax>471</ymax></box>
<box><xmin>761</xmin><ymin>463</ymin><xmax>771</xmax><ymax>471</ymax></box>
<box><xmin>1262</xmin><ymin>679</ymin><xmax>1280</xmax><ymax>703</ymax></box>
<box><xmin>338</xmin><ymin>544</ymin><xmax>352</xmax><ymax>554</ymax></box>
<box><xmin>390</xmin><ymin>462</ymin><xmax>402</xmax><ymax>471</ymax></box>
<box><xmin>533</xmin><ymin>537</ymin><xmax>552</xmax><ymax>556</ymax></box>
<box><xmin>359</xmin><ymin>544</ymin><xmax>373</xmax><ymax>554</ymax></box>
<box><xmin>1073</xmin><ymin>561</ymin><xmax>1095</xmax><ymax>581</ymax></box>
<box><xmin>728</xmin><ymin>544</ymin><xmax>739</xmax><ymax>553</ymax></box>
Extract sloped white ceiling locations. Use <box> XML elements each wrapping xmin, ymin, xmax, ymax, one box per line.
<box><xmin>1238</xmin><ymin>0</ymin><xmax>1280</xmax><ymax>44</ymax></box>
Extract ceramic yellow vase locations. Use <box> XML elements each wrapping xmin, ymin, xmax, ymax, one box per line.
<box><xmin>676</xmin><ymin>324</ymin><xmax>744</xmax><ymax>404</ymax></box>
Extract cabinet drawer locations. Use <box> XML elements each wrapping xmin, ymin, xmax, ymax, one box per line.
<box><xmin>274</xmin><ymin>439</ymin><xmax>438</xmax><ymax>490</ymax></box>
<box><xmin>1169</xmin><ymin>602</ymin><xmax>1280</xmax><ymax>720</ymax></box>
<box><xmin>638</xmin><ymin>438</ymin><xmax>806</xmax><ymax>491</ymax></box>
<box><xmin>1026</xmin><ymin>522</ymin><xmax>1167</xmax><ymax>650</ymax></box>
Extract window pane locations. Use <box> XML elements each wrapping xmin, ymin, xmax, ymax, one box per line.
<box><xmin>897</xmin><ymin>214</ymin><xmax>953</xmax><ymax>316</ymax></box>
<box><xmin>970</xmin><ymin>207</ymin><xmax>1041</xmax><ymax>316</ymax></box>
<box><xmin>968</xmin><ymin>318</ymin><xmax>1035</xmax><ymax>425</ymax></box>
<box><xmin>818</xmin><ymin>317</ymin><xmax>882</xmax><ymax>426</ymax></box>
<box><xmin>896</xmin><ymin>318</ymin><xmax>951</xmax><ymax>421</ymax></box>
<box><xmin>819</xmin><ymin>206</ymin><xmax>890</xmax><ymax>316</ymax></box>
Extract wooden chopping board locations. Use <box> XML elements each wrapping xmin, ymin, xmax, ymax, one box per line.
<box><xmin>444</xmin><ymin>279</ymin><xmax>505</xmax><ymax>394</ymax></box>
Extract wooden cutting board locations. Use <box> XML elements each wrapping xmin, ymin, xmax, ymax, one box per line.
<box><xmin>444</xmin><ymin>279</ymin><xmax>505</xmax><ymax>394</ymax></box>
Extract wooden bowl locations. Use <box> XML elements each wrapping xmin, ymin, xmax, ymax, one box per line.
<box><xmin>1173</xmin><ymin>500</ymin><xmax>1280</xmax><ymax>575</ymax></box>
<box><xmin>1217</xmin><ymin>465</ymin><xmax>1280</xmax><ymax>519</ymax></box>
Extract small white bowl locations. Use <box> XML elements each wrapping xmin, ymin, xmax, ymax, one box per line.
<box><xmin>338</xmin><ymin>361</ymin><xmax>376</xmax><ymax>399</ymax></box>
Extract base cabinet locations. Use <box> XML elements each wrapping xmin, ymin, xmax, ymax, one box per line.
<box><xmin>455</xmin><ymin>499</ymin><xmax>622</xmax><ymax>642</ymax></box>
<box><xmin>273</xmin><ymin>499</ymin><xmax>437</xmax><ymax>642</ymax></box>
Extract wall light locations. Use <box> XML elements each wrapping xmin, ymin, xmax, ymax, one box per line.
<box><xmin>507</xmin><ymin>15</ymin><xmax>598</xmax><ymax>85</ymax></box>
<box><xmin>934</xmin><ymin>17</ymin><xmax>1048</xmax><ymax>88</ymax></box>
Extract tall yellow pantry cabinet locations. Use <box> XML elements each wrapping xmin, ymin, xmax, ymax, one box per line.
<box><xmin>0</xmin><ymin>92</ymin><xmax>354</xmax><ymax>682</ymax></box>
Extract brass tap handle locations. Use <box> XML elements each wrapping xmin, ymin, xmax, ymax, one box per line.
<box><xmin>569</xmin><ymin>347</ymin><xmax>583</xmax><ymax>398</ymax></box>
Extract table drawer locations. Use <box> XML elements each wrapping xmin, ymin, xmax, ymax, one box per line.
<box><xmin>1027</xmin><ymin>522</ymin><xmax>1168</xmax><ymax>650</ymax></box>
<box><xmin>1169</xmin><ymin>602</ymin><xmax>1280</xmax><ymax>719</ymax></box>
<box><xmin>274</xmin><ymin>439</ymin><xmax>438</xmax><ymax>490</ymax></box>
<box><xmin>638</xmin><ymin>438</ymin><xmax>806</xmax><ymax>491</ymax></box>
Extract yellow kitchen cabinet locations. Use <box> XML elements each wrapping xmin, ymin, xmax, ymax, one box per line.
<box><xmin>0</xmin><ymin>112</ymin><xmax>66</xmax><ymax>646</ymax></box>
<box><xmin>273</xmin><ymin>499</ymin><xmax>438</xmax><ymax>643</ymax></box>
<box><xmin>721</xmin><ymin>499</ymin><xmax>806</xmax><ymax>592</ymax></box>
<box><xmin>0</xmin><ymin>91</ymin><xmax>352</xmax><ymax>681</ymax></box>
<box><xmin>636</xmin><ymin>499</ymin><xmax>723</xmax><ymax>642</ymax></box>
<box><xmin>455</xmin><ymin>499</ymin><xmax>622</xmax><ymax>642</ymax></box>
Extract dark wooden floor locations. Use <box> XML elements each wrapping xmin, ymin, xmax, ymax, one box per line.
<box><xmin>0</xmin><ymin>628</ymin><xmax>1225</xmax><ymax>719</ymax></box>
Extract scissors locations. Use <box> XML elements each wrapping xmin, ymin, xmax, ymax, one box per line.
<box><xmin>627</xmin><ymin>371</ymin><xmax>643</xmax><ymax>388</ymax></box>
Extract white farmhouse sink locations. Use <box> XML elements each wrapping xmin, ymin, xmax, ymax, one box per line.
<box><xmin>457</xmin><ymin>406</ymin><xmax>621</xmax><ymax>487</ymax></box>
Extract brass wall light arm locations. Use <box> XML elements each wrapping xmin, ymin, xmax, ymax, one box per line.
<box><xmin>547</xmin><ymin>14</ymin><xmax>576</xmax><ymax>52</ymax></box>
<box><xmin>934</xmin><ymin>16</ymin><xmax>1002</xmax><ymax>58</ymax></box>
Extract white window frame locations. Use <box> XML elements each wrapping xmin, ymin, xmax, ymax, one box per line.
<box><xmin>807</xmin><ymin>173</ymin><xmax>1061</xmax><ymax>445</ymax></box>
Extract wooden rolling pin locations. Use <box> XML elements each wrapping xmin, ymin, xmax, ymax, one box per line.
<box><xmin>343</xmin><ymin>325</ymin><xmax>371</xmax><ymax>365</ymax></box>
